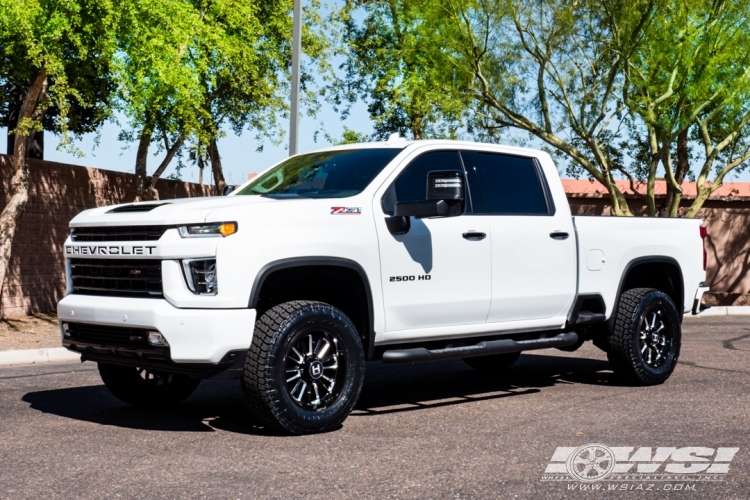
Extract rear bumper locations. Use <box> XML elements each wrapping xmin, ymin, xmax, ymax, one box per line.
<box><xmin>691</xmin><ymin>283</ymin><xmax>711</xmax><ymax>315</ymax></box>
<box><xmin>57</xmin><ymin>294</ymin><xmax>256</xmax><ymax>363</ymax></box>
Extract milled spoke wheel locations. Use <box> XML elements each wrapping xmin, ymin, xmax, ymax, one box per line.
<box><xmin>242</xmin><ymin>301</ymin><xmax>365</xmax><ymax>435</ymax></box>
<box><xmin>637</xmin><ymin>309</ymin><xmax>674</xmax><ymax>369</ymax></box>
<box><xmin>605</xmin><ymin>288</ymin><xmax>681</xmax><ymax>386</ymax></box>
<box><xmin>284</xmin><ymin>330</ymin><xmax>346</xmax><ymax>411</ymax></box>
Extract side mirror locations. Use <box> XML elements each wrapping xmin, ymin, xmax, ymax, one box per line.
<box><xmin>222</xmin><ymin>184</ymin><xmax>237</xmax><ymax>196</ymax></box>
<box><xmin>393</xmin><ymin>171</ymin><xmax>464</xmax><ymax>219</ymax></box>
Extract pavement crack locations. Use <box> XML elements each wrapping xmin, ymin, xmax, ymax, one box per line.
<box><xmin>0</xmin><ymin>368</ymin><xmax>97</xmax><ymax>380</ymax></box>
<box><xmin>678</xmin><ymin>360</ymin><xmax>750</xmax><ymax>375</ymax></box>
<box><xmin>722</xmin><ymin>332</ymin><xmax>750</xmax><ymax>351</ymax></box>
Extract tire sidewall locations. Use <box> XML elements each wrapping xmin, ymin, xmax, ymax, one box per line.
<box><xmin>266</xmin><ymin>305</ymin><xmax>365</xmax><ymax>433</ymax></box>
<box><xmin>627</xmin><ymin>291</ymin><xmax>681</xmax><ymax>382</ymax></box>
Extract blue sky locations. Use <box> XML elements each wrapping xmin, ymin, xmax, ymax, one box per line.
<box><xmin>0</xmin><ymin>94</ymin><xmax>374</xmax><ymax>186</ymax></box>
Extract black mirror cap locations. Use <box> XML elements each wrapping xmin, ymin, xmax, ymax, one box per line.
<box><xmin>394</xmin><ymin>200</ymin><xmax>454</xmax><ymax>218</ymax></box>
<box><xmin>427</xmin><ymin>171</ymin><xmax>464</xmax><ymax>201</ymax></box>
<box><xmin>385</xmin><ymin>215</ymin><xmax>411</xmax><ymax>235</ymax></box>
<box><xmin>222</xmin><ymin>185</ymin><xmax>237</xmax><ymax>196</ymax></box>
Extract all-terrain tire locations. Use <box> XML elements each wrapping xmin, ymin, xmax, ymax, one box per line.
<box><xmin>241</xmin><ymin>301</ymin><xmax>366</xmax><ymax>435</ymax></box>
<box><xmin>462</xmin><ymin>352</ymin><xmax>521</xmax><ymax>372</ymax></box>
<box><xmin>98</xmin><ymin>363</ymin><xmax>201</xmax><ymax>407</ymax></box>
<box><xmin>606</xmin><ymin>288</ymin><xmax>681</xmax><ymax>385</ymax></box>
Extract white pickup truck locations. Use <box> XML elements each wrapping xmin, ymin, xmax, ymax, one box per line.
<box><xmin>58</xmin><ymin>138</ymin><xmax>709</xmax><ymax>434</ymax></box>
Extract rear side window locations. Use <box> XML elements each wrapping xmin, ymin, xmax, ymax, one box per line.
<box><xmin>382</xmin><ymin>151</ymin><xmax>465</xmax><ymax>214</ymax></box>
<box><xmin>461</xmin><ymin>151</ymin><xmax>549</xmax><ymax>214</ymax></box>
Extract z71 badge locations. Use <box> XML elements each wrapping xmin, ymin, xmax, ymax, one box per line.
<box><xmin>331</xmin><ymin>207</ymin><xmax>362</xmax><ymax>215</ymax></box>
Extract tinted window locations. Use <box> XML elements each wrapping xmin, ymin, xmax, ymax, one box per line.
<box><xmin>382</xmin><ymin>151</ymin><xmax>464</xmax><ymax>214</ymax></box>
<box><xmin>461</xmin><ymin>152</ymin><xmax>549</xmax><ymax>214</ymax></box>
<box><xmin>235</xmin><ymin>148</ymin><xmax>402</xmax><ymax>199</ymax></box>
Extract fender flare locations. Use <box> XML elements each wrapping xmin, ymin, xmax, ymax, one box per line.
<box><xmin>248</xmin><ymin>257</ymin><xmax>376</xmax><ymax>358</ymax></box>
<box><xmin>606</xmin><ymin>256</ymin><xmax>685</xmax><ymax>331</ymax></box>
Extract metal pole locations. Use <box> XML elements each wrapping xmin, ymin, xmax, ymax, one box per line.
<box><xmin>289</xmin><ymin>0</ymin><xmax>302</xmax><ymax>156</ymax></box>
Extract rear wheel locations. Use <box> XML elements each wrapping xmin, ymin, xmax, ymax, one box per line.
<box><xmin>242</xmin><ymin>301</ymin><xmax>365</xmax><ymax>435</ymax></box>
<box><xmin>98</xmin><ymin>363</ymin><xmax>201</xmax><ymax>407</ymax></box>
<box><xmin>463</xmin><ymin>352</ymin><xmax>520</xmax><ymax>372</ymax></box>
<box><xmin>606</xmin><ymin>288</ymin><xmax>681</xmax><ymax>385</ymax></box>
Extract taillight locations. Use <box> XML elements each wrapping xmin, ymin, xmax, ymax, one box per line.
<box><xmin>700</xmin><ymin>226</ymin><xmax>707</xmax><ymax>270</ymax></box>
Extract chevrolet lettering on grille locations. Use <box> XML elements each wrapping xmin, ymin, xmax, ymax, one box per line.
<box><xmin>65</xmin><ymin>245</ymin><xmax>157</xmax><ymax>256</ymax></box>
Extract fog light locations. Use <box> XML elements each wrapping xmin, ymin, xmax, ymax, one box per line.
<box><xmin>182</xmin><ymin>258</ymin><xmax>218</xmax><ymax>295</ymax></box>
<box><xmin>62</xmin><ymin>322</ymin><xmax>71</xmax><ymax>338</ymax></box>
<box><xmin>147</xmin><ymin>331</ymin><xmax>169</xmax><ymax>346</ymax></box>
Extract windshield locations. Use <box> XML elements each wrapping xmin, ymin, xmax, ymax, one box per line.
<box><xmin>235</xmin><ymin>148</ymin><xmax>402</xmax><ymax>198</ymax></box>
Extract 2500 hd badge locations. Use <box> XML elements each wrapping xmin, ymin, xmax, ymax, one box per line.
<box><xmin>390</xmin><ymin>275</ymin><xmax>431</xmax><ymax>282</ymax></box>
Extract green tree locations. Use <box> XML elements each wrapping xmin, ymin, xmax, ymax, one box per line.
<box><xmin>0</xmin><ymin>0</ymin><xmax>118</xmax><ymax>295</ymax></box>
<box><xmin>618</xmin><ymin>0</ymin><xmax>750</xmax><ymax>217</ymax></box>
<box><xmin>424</xmin><ymin>0</ymin><xmax>750</xmax><ymax>216</ymax></box>
<box><xmin>114</xmin><ymin>0</ymin><xmax>206</xmax><ymax>200</ymax></box>
<box><xmin>333</xmin><ymin>0</ymin><xmax>472</xmax><ymax>140</ymax></box>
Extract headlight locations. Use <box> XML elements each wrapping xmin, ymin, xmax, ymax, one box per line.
<box><xmin>182</xmin><ymin>258</ymin><xmax>218</xmax><ymax>295</ymax></box>
<box><xmin>178</xmin><ymin>222</ymin><xmax>237</xmax><ymax>238</ymax></box>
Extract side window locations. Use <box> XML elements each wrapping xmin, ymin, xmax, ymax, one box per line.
<box><xmin>461</xmin><ymin>151</ymin><xmax>550</xmax><ymax>215</ymax></box>
<box><xmin>382</xmin><ymin>151</ymin><xmax>465</xmax><ymax>214</ymax></box>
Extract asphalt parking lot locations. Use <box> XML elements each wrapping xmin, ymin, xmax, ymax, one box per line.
<box><xmin>1</xmin><ymin>316</ymin><xmax>748</xmax><ymax>499</ymax></box>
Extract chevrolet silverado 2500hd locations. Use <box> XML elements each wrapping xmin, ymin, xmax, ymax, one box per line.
<box><xmin>59</xmin><ymin>138</ymin><xmax>709</xmax><ymax>434</ymax></box>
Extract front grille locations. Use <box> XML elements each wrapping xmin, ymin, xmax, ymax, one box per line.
<box><xmin>70</xmin><ymin>258</ymin><xmax>163</xmax><ymax>298</ymax></box>
<box><xmin>71</xmin><ymin>226</ymin><xmax>169</xmax><ymax>242</ymax></box>
<box><xmin>64</xmin><ymin>323</ymin><xmax>153</xmax><ymax>348</ymax></box>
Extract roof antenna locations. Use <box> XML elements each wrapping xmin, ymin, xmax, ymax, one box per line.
<box><xmin>386</xmin><ymin>133</ymin><xmax>406</xmax><ymax>144</ymax></box>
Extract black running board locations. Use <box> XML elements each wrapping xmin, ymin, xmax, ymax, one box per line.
<box><xmin>382</xmin><ymin>332</ymin><xmax>580</xmax><ymax>364</ymax></box>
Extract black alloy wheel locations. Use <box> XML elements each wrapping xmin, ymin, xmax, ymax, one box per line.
<box><xmin>242</xmin><ymin>301</ymin><xmax>365</xmax><ymax>434</ymax></box>
<box><xmin>606</xmin><ymin>288</ymin><xmax>681</xmax><ymax>385</ymax></box>
<box><xmin>283</xmin><ymin>329</ymin><xmax>346</xmax><ymax>410</ymax></box>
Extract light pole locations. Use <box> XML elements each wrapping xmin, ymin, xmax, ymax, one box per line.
<box><xmin>289</xmin><ymin>0</ymin><xmax>302</xmax><ymax>156</ymax></box>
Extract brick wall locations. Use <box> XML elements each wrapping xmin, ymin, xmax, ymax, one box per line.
<box><xmin>0</xmin><ymin>155</ymin><xmax>215</xmax><ymax>317</ymax></box>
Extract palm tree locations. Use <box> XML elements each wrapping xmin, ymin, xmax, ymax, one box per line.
<box><xmin>187</xmin><ymin>141</ymin><xmax>209</xmax><ymax>185</ymax></box>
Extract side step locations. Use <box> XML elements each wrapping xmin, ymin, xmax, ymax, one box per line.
<box><xmin>382</xmin><ymin>332</ymin><xmax>580</xmax><ymax>364</ymax></box>
<box><xmin>575</xmin><ymin>311</ymin><xmax>606</xmax><ymax>325</ymax></box>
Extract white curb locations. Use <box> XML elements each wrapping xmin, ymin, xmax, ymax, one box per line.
<box><xmin>691</xmin><ymin>306</ymin><xmax>750</xmax><ymax>317</ymax></box>
<box><xmin>0</xmin><ymin>347</ymin><xmax>80</xmax><ymax>367</ymax></box>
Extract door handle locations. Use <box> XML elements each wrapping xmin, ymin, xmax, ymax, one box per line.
<box><xmin>549</xmin><ymin>231</ymin><xmax>569</xmax><ymax>240</ymax></box>
<box><xmin>463</xmin><ymin>231</ymin><xmax>486</xmax><ymax>241</ymax></box>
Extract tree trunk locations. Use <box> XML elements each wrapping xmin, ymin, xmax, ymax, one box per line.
<box><xmin>142</xmin><ymin>134</ymin><xmax>186</xmax><ymax>200</ymax></box>
<box><xmin>6</xmin><ymin>86</ymin><xmax>44</xmax><ymax>159</ymax></box>
<box><xmin>659</xmin><ymin>129</ymin><xmax>690</xmax><ymax>217</ymax></box>
<box><xmin>198</xmin><ymin>166</ymin><xmax>204</xmax><ymax>186</ymax></box>
<box><xmin>208</xmin><ymin>138</ymin><xmax>226</xmax><ymax>194</ymax></box>
<box><xmin>134</xmin><ymin>122</ymin><xmax>154</xmax><ymax>201</ymax></box>
<box><xmin>0</xmin><ymin>69</ymin><xmax>48</xmax><ymax>304</ymax></box>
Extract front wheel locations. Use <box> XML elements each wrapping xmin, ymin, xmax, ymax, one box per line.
<box><xmin>241</xmin><ymin>301</ymin><xmax>365</xmax><ymax>435</ymax></box>
<box><xmin>98</xmin><ymin>363</ymin><xmax>201</xmax><ymax>407</ymax></box>
<box><xmin>606</xmin><ymin>288</ymin><xmax>681</xmax><ymax>385</ymax></box>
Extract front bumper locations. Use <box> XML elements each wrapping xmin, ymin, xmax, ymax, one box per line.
<box><xmin>57</xmin><ymin>295</ymin><xmax>256</xmax><ymax>363</ymax></box>
<box><xmin>691</xmin><ymin>283</ymin><xmax>711</xmax><ymax>315</ymax></box>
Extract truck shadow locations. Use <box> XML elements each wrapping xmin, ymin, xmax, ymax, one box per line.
<box><xmin>21</xmin><ymin>353</ymin><xmax>614</xmax><ymax>435</ymax></box>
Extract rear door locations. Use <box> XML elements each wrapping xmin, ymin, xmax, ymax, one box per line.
<box><xmin>461</xmin><ymin>150</ymin><xmax>576</xmax><ymax>325</ymax></box>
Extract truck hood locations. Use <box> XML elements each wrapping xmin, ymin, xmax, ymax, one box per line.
<box><xmin>70</xmin><ymin>196</ymin><xmax>302</xmax><ymax>227</ymax></box>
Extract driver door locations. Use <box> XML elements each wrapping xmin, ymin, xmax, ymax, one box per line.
<box><xmin>374</xmin><ymin>150</ymin><xmax>492</xmax><ymax>333</ymax></box>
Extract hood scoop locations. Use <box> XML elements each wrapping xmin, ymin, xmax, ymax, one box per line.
<box><xmin>108</xmin><ymin>203</ymin><xmax>171</xmax><ymax>213</ymax></box>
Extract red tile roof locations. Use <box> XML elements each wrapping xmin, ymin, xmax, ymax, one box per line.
<box><xmin>562</xmin><ymin>179</ymin><xmax>750</xmax><ymax>199</ymax></box>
